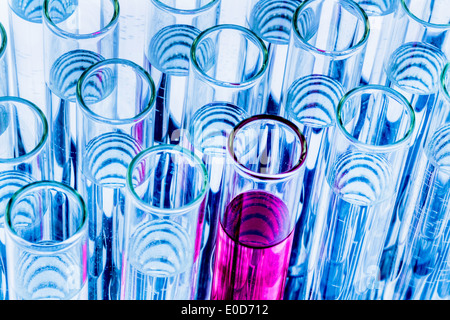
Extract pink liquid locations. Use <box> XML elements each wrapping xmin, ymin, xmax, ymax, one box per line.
<box><xmin>211</xmin><ymin>190</ymin><xmax>294</xmax><ymax>300</ymax></box>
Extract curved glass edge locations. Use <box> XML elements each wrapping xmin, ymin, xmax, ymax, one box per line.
<box><xmin>336</xmin><ymin>84</ymin><xmax>416</xmax><ymax>152</ymax></box>
<box><xmin>0</xmin><ymin>96</ymin><xmax>49</xmax><ymax>164</ymax></box>
<box><xmin>126</xmin><ymin>144</ymin><xmax>209</xmax><ymax>216</ymax></box>
<box><xmin>4</xmin><ymin>180</ymin><xmax>88</xmax><ymax>252</ymax></box>
<box><xmin>227</xmin><ymin>114</ymin><xmax>308</xmax><ymax>181</ymax></box>
<box><xmin>292</xmin><ymin>0</ymin><xmax>370</xmax><ymax>57</ymax></box>
<box><xmin>43</xmin><ymin>0</ymin><xmax>120</xmax><ymax>40</ymax></box>
<box><xmin>76</xmin><ymin>58</ymin><xmax>156</xmax><ymax>125</ymax></box>
<box><xmin>190</xmin><ymin>24</ymin><xmax>269</xmax><ymax>89</ymax></box>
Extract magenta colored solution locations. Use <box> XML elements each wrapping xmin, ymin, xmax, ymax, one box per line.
<box><xmin>211</xmin><ymin>190</ymin><xmax>294</xmax><ymax>300</ymax></box>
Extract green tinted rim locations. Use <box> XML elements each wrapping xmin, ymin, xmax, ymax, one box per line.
<box><xmin>5</xmin><ymin>181</ymin><xmax>88</xmax><ymax>251</ymax></box>
<box><xmin>401</xmin><ymin>0</ymin><xmax>450</xmax><ymax>29</ymax></box>
<box><xmin>228</xmin><ymin>114</ymin><xmax>308</xmax><ymax>181</ymax></box>
<box><xmin>336</xmin><ymin>85</ymin><xmax>416</xmax><ymax>152</ymax></box>
<box><xmin>43</xmin><ymin>0</ymin><xmax>120</xmax><ymax>40</ymax></box>
<box><xmin>151</xmin><ymin>0</ymin><xmax>220</xmax><ymax>15</ymax></box>
<box><xmin>292</xmin><ymin>0</ymin><xmax>370</xmax><ymax>57</ymax></box>
<box><xmin>77</xmin><ymin>58</ymin><xmax>156</xmax><ymax>125</ymax></box>
<box><xmin>190</xmin><ymin>24</ymin><xmax>269</xmax><ymax>89</ymax></box>
<box><xmin>0</xmin><ymin>96</ymin><xmax>49</xmax><ymax>164</ymax></box>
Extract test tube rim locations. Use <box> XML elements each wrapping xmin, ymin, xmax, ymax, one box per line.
<box><xmin>43</xmin><ymin>0</ymin><xmax>120</xmax><ymax>40</ymax></box>
<box><xmin>440</xmin><ymin>62</ymin><xmax>450</xmax><ymax>103</ymax></box>
<box><xmin>4</xmin><ymin>180</ymin><xmax>88</xmax><ymax>253</ymax></box>
<box><xmin>76</xmin><ymin>58</ymin><xmax>156</xmax><ymax>126</ymax></box>
<box><xmin>336</xmin><ymin>84</ymin><xmax>416</xmax><ymax>152</ymax></box>
<box><xmin>401</xmin><ymin>0</ymin><xmax>450</xmax><ymax>29</ymax></box>
<box><xmin>227</xmin><ymin>114</ymin><xmax>308</xmax><ymax>181</ymax></box>
<box><xmin>292</xmin><ymin>0</ymin><xmax>370</xmax><ymax>58</ymax></box>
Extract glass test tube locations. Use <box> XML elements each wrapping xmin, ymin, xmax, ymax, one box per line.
<box><xmin>282</xmin><ymin>74</ymin><xmax>345</xmax><ymax>300</ymax></box>
<box><xmin>309</xmin><ymin>85</ymin><xmax>415</xmax><ymax>300</ymax></box>
<box><xmin>0</xmin><ymin>22</ymin><xmax>8</xmax><ymax>96</ymax></box>
<box><xmin>376</xmin><ymin>41</ymin><xmax>447</xmax><ymax>300</ymax></box>
<box><xmin>117</xmin><ymin>0</ymin><xmax>148</xmax><ymax>67</ymax></box>
<box><xmin>392</xmin><ymin>123</ymin><xmax>450</xmax><ymax>300</ymax></box>
<box><xmin>395</xmin><ymin>0</ymin><xmax>450</xmax><ymax>58</ymax></box>
<box><xmin>5</xmin><ymin>181</ymin><xmax>88</xmax><ymax>300</ymax></box>
<box><xmin>144</xmin><ymin>0</ymin><xmax>221</xmax><ymax>144</ymax></box>
<box><xmin>76</xmin><ymin>59</ymin><xmax>156</xmax><ymax>300</ymax></box>
<box><xmin>210</xmin><ymin>115</ymin><xmax>308</xmax><ymax>300</ymax></box>
<box><xmin>121</xmin><ymin>145</ymin><xmax>209</xmax><ymax>300</ymax></box>
<box><xmin>42</xmin><ymin>0</ymin><xmax>120</xmax><ymax>190</ymax></box>
<box><xmin>0</xmin><ymin>96</ymin><xmax>49</xmax><ymax>301</ymax></box>
<box><xmin>247</xmin><ymin>0</ymin><xmax>303</xmax><ymax>115</ymax></box>
<box><xmin>281</xmin><ymin>0</ymin><xmax>369</xmax><ymax>112</ymax></box>
<box><xmin>183</xmin><ymin>23</ymin><xmax>269</xmax><ymax>300</ymax></box>
<box><xmin>187</xmin><ymin>101</ymin><xmax>249</xmax><ymax>300</ymax></box>
<box><xmin>183</xmin><ymin>24</ymin><xmax>269</xmax><ymax>139</ymax></box>
<box><xmin>354</xmin><ymin>0</ymin><xmax>401</xmax><ymax>85</ymax></box>
<box><xmin>7</xmin><ymin>0</ymin><xmax>46</xmax><ymax>109</ymax></box>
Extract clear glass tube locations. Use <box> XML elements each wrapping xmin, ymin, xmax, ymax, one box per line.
<box><xmin>210</xmin><ymin>114</ymin><xmax>308</xmax><ymax>300</ymax></box>
<box><xmin>281</xmin><ymin>0</ymin><xmax>370</xmax><ymax>113</ymax></box>
<box><xmin>7</xmin><ymin>0</ymin><xmax>46</xmax><ymax>109</ymax></box>
<box><xmin>247</xmin><ymin>0</ymin><xmax>303</xmax><ymax>115</ymax></box>
<box><xmin>5</xmin><ymin>181</ymin><xmax>88</xmax><ymax>300</ymax></box>
<box><xmin>76</xmin><ymin>59</ymin><xmax>156</xmax><ymax>300</ymax></box>
<box><xmin>117</xmin><ymin>0</ymin><xmax>148</xmax><ymax>66</ymax></box>
<box><xmin>42</xmin><ymin>0</ymin><xmax>120</xmax><ymax>190</ymax></box>
<box><xmin>121</xmin><ymin>145</ymin><xmax>209</xmax><ymax>300</ymax></box>
<box><xmin>183</xmin><ymin>23</ymin><xmax>269</xmax><ymax>300</ymax></box>
<box><xmin>309</xmin><ymin>85</ymin><xmax>415</xmax><ymax>300</ymax></box>
<box><xmin>0</xmin><ymin>22</ymin><xmax>8</xmax><ymax>96</ymax></box>
<box><xmin>281</xmin><ymin>74</ymin><xmax>345</xmax><ymax>300</ymax></box>
<box><xmin>187</xmin><ymin>102</ymin><xmax>249</xmax><ymax>300</ymax></box>
<box><xmin>392</xmin><ymin>123</ymin><xmax>450</xmax><ymax>300</ymax></box>
<box><xmin>144</xmin><ymin>0</ymin><xmax>221</xmax><ymax>144</ymax></box>
<box><xmin>395</xmin><ymin>0</ymin><xmax>450</xmax><ymax>58</ymax></box>
<box><xmin>183</xmin><ymin>24</ymin><xmax>269</xmax><ymax>143</ymax></box>
<box><xmin>353</xmin><ymin>0</ymin><xmax>401</xmax><ymax>85</ymax></box>
<box><xmin>376</xmin><ymin>41</ymin><xmax>447</xmax><ymax>300</ymax></box>
<box><xmin>0</xmin><ymin>96</ymin><xmax>49</xmax><ymax>301</ymax></box>
<box><xmin>218</xmin><ymin>0</ymin><xmax>249</xmax><ymax>26</ymax></box>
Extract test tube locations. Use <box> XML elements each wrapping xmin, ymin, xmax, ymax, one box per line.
<box><xmin>211</xmin><ymin>115</ymin><xmax>307</xmax><ymax>300</ymax></box>
<box><xmin>42</xmin><ymin>0</ymin><xmax>120</xmax><ymax>190</ymax></box>
<box><xmin>144</xmin><ymin>0</ymin><xmax>221</xmax><ymax>144</ymax></box>
<box><xmin>395</xmin><ymin>0</ymin><xmax>450</xmax><ymax>58</ymax></box>
<box><xmin>121</xmin><ymin>145</ymin><xmax>209</xmax><ymax>300</ymax></box>
<box><xmin>354</xmin><ymin>0</ymin><xmax>401</xmax><ymax>85</ymax></box>
<box><xmin>5</xmin><ymin>181</ymin><xmax>88</xmax><ymax>300</ymax></box>
<box><xmin>247</xmin><ymin>0</ymin><xmax>303</xmax><ymax>114</ymax></box>
<box><xmin>76</xmin><ymin>59</ymin><xmax>156</xmax><ymax>300</ymax></box>
<box><xmin>282</xmin><ymin>74</ymin><xmax>345</xmax><ymax>300</ymax></box>
<box><xmin>281</xmin><ymin>0</ymin><xmax>369</xmax><ymax>111</ymax></box>
<box><xmin>309</xmin><ymin>85</ymin><xmax>415</xmax><ymax>300</ymax></box>
<box><xmin>0</xmin><ymin>22</ymin><xmax>8</xmax><ymax>96</ymax></box>
<box><xmin>183</xmin><ymin>24</ymin><xmax>269</xmax><ymax>139</ymax></box>
<box><xmin>392</xmin><ymin>123</ymin><xmax>450</xmax><ymax>300</ymax></box>
<box><xmin>0</xmin><ymin>96</ymin><xmax>49</xmax><ymax>301</ymax></box>
<box><xmin>117</xmin><ymin>0</ymin><xmax>148</xmax><ymax>66</ymax></box>
<box><xmin>376</xmin><ymin>41</ymin><xmax>447</xmax><ymax>299</ymax></box>
<box><xmin>183</xmin><ymin>23</ymin><xmax>269</xmax><ymax>300</ymax></box>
